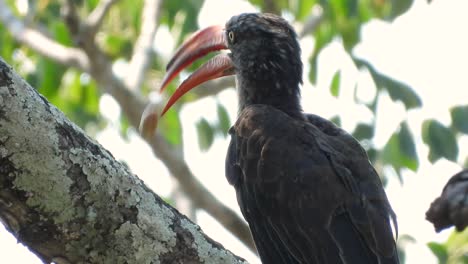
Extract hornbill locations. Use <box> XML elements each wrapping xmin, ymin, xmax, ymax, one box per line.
<box><xmin>141</xmin><ymin>13</ymin><xmax>399</xmax><ymax>264</ymax></box>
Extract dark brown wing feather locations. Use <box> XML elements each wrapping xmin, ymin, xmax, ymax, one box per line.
<box><xmin>226</xmin><ymin>105</ymin><xmax>399</xmax><ymax>264</ymax></box>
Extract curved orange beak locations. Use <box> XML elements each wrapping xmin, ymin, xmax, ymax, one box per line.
<box><xmin>140</xmin><ymin>25</ymin><xmax>235</xmax><ymax>138</ymax></box>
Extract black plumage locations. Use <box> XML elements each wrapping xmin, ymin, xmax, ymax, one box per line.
<box><xmin>148</xmin><ymin>12</ymin><xmax>400</xmax><ymax>264</ymax></box>
<box><xmin>226</xmin><ymin>105</ymin><xmax>399</xmax><ymax>263</ymax></box>
<box><xmin>223</xmin><ymin>13</ymin><xmax>399</xmax><ymax>264</ymax></box>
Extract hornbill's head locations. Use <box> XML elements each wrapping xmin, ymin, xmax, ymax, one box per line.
<box><xmin>141</xmin><ymin>13</ymin><xmax>303</xmax><ymax>136</ymax></box>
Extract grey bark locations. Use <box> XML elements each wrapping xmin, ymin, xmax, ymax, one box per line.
<box><xmin>0</xmin><ymin>58</ymin><xmax>247</xmax><ymax>263</ymax></box>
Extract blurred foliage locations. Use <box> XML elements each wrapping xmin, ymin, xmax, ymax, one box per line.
<box><xmin>161</xmin><ymin>0</ymin><xmax>203</xmax><ymax>44</ymax></box>
<box><xmin>330</xmin><ymin>70</ymin><xmax>341</xmax><ymax>97</ymax></box>
<box><xmin>428</xmin><ymin>242</ymin><xmax>449</xmax><ymax>264</ymax></box>
<box><xmin>422</xmin><ymin>119</ymin><xmax>458</xmax><ymax>163</ymax></box>
<box><xmin>382</xmin><ymin>121</ymin><xmax>418</xmax><ymax>181</ymax></box>
<box><xmin>353</xmin><ymin>57</ymin><xmax>422</xmax><ymax>110</ymax></box>
<box><xmin>451</xmin><ymin>105</ymin><xmax>468</xmax><ymax>135</ymax></box>
<box><xmin>195</xmin><ymin>104</ymin><xmax>231</xmax><ymax>151</ymax></box>
<box><xmin>429</xmin><ymin>229</ymin><xmax>468</xmax><ymax>264</ymax></box>
<box><xmin>217</xmin><ymin>103</ymin><xmax>231</xmax><ymax>137</ymax></box>
<box><xmin>196</xmin><ymin>118</ymin><xmax>214</xmax><ymax>151</ymax></box>
<box><xmin>397</xmin><ymin>234</ymin><xmax>416</xmax><ymax>264</ymax></box>
<box><xmin>1</xmin><ymin>0</ymin><xmax>467</xmax><ymax>262</ymax></box>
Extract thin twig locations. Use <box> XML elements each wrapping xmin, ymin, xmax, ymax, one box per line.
<box><xmin>86</xmin><ymin>0</ymin><xmax>120</xmax><ymax>36</ymax></box>
<box><xmin>125</xmin><ymin>0</ymin><xmax>163</xmax><ymax>91</ymax></box>
<box><xmin>62</xmin><ymin>0</ymin><xmax>81</xmax><ymax>36</ymax></box>
<box><xmin>299</xmin><ymin>4</ymin><xmax>324</xmax><ymax>38</ymax></box>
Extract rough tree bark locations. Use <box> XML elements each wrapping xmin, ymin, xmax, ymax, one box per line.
<box><xmin>0</xmin><ymin>1</ymin><xmax>257</xmax><ymax>251</ymax></box>
<box><xmin>426</xmin><ymin>169</ymin><xmax>468</xmax><ymax>232</ymax></box>
<box><xmin>0</xmin><ymin>58</ymin><xmax>247</xmax><ymax>263</ymax></box>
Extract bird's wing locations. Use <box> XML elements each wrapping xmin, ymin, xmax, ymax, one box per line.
<box><xmin>226</xmin><ymin>105</ymin><xmax>399</xmax><ymax>264</ymax></box>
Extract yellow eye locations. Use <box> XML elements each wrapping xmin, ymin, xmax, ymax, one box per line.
<box><xmin>228</xmin><ymin>31</ymin><xmax>235</xmax><ymax>43</ymax></box>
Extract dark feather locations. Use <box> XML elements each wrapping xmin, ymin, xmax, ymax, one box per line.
<box><xmin>226</xmin><ymin>105</ymin><xmax>399</xmax><ymax>264</ymax></box>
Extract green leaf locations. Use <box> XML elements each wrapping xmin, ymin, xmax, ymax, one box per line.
<box><xmin>309</xmin><ymin>22</ymin><xmax>334</xmax><ymax>84</ymax></box>
<box><xmin>324</xmin><ymin>0</ymin><xmax>360</xmax><ymax>50</ymax></box>
<box><xmin>390</xmin><ymin>0</ymin><xmax>413</xmax><ymax>20</ymax></box>
<box><xmin>37</xmin><ymin>57</ymin><xmax>66</xmax><ymax>98</ymax></box>
<box><xmin>381</xmin><ymin>134</ymin><xmax>409</xmax><ymax>175</ymax></box>
<box><xmin>52</xmin><ymin>21</ymin><xmax>72</xmax><ymax>46</ymax></box>
<box><xmin>0</xmin><ymin>24</ymin><xmax>16</xmax><ymax>61</ymax></box>
<box><xmin>329</xmin><ymin>0</ymin><xmax>349</xmax><ymax>19</ymax></box>
<box><xmin>246</xmin><ymin>0</ymin><xmax>262</xmax><ymax>7</ymax></box>
<box><xmin>309</xmin><ymin>54</ymin><xmax>319</xmax><ymax>84</ymax></box>
<box><xmin>451</xmin><ymin>105</ymin><xmax>468</xmax><ymax>134</ymax></box>
<box><xmin>429</xmin><ymin>229</ymin><xmax>468</xmax><ymax>264</ymax></box>
<box><xmin>85</xmin><ymin>0</ymin><xmax>99</xmax><ymax>10</ymax></box>
<box><xmin>381</xmin><ymin>121</ymin><xmax>418</xmax><ymax>175</ymax></box>
<box><xmin>398</xmin><ymin>122</ymin><xmax>417</xmax><ymax>167</ymax></box>
<box><xmin>36</xmin><ymin>1</ymin><xmax>61</xmax><ymax>25</ymax></box>
<box><xmin>196</xmin><ymin>118</ymin><xmax>214</xmax><ymax>151</ymax></box>
<box><xmin>354</xmin><ymin>57</ymin><xmax>422</xmax><ymax>109</ymax></box>
<box><xmin>103</xmin><ymin>34</ymin><xmax>132</xmax><ymax>59</ymax></box>
<box><xmin>330</xmin><ymin>70</ymin><xmax>341</xmax><ymax>97</ymax></box>
<box><xmin>161</xmin><ymin>0</ymin><xmax>203</xmax><ymax>44</ymax></box>
<box><xmin>315</xmin><ymin>21</ymin><xmax>335</xmax><ymax>53</ymax></box>
<box><xmin>427</xmin><ymin>242</ymin><xmax>448</xmax><ymax>264</ymax></box>
<box><xmin>159</xmin><ymin>109</ymin><xmax>182</xmax><ymax>146</ymax></box>
<box><xmin>216</xmin><ymin>104</ymin><xmax>231</xmax><ymax>137</ymax></box>
<box><xmin>119</xmin><ymin>114</ymin><xmax>130</xmax><ymax>140</ymax></box>
<box><xmin>422</xmin><ymin>119</ymin><xmax>458</xmax><ymax>163</ymax></box>
<box><xmin>114</xmin><ymin>0</ymin><xmax>143</xmax><ymax>34</ymax></box>
<box><xmin>357</xmin><ymin>0</ymin><xmax>373</xmax><ymax>22</ymax></box>
<box><xmin>295</xmin><ymin>0</ymin><xmax>317</xmax><ymax>21</ymax></box>
<box><xmin>384</xmin><ymin>77</ymin><xmax>422</xmax><ymax>109</ymax></box>
<box><xmin>352</xmin><ymin>123</ymin><xmax>374</xmax><ymax>140</ymax></box>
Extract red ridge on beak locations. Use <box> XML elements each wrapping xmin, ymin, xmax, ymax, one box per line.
<box><xmin>139</xmin><ymin>25</ymin><xmax>235</xmax><ymax>137</ymax></box>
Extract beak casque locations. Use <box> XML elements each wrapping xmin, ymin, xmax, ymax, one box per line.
<box><xmin>140</xmin><ymin>25</ymin><xmax>235</xmax><ymax>138</ymax></box>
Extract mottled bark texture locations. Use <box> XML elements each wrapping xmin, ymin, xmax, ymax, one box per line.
<box><xmin>426</xmin><ymin>169</ymin><xmax>468</xmax><ymax>232</ymax></box>
<box><xmin>0</xmin><ymin>58</ymin><xmax>247</xmax><ymax>264</ymax></box>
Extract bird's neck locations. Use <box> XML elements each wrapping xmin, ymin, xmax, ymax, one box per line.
<box><xmin>236</xmin><ymin>76</ymin><xmax>303</xmax><ymax>119</ymax></box>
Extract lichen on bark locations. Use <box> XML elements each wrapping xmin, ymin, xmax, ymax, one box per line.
<box><xmin>0</xmin><ymin>57</ymin><xmax>247</xmax><ymax>263</ymax></box>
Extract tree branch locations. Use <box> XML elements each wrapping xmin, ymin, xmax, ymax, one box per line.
<box><xmin>0</xmin><ymin>0</ymin><xmax>89</xmax><ymax>70</ymax></box>
<box><xmin>191</xmin><ymin>77</ymin><xmax>236</xmax><ymax>99</ymax></box>
<box><xmin>1</xmin><ymin>2</ymin><xmax>256</xmax><ymax>253</ymax></box>
<box><xmin>125</xmin><ymin>0</ymin><xmax>163</xmax><ymax>91</ymax></box>
<box><xmin>298</xmin><ymin>4</ymin><xmax>324</xmax><ymax>38</ymax></box>
<box><xmin>0</xmin><ymin>58</ymin><xmax>247</xmax><ymax>264</ymax></box>
<box><xmin>426</xmin><ymin>169</ymin><xmax>468</xmax><ymax>232</ymax></box>
<box><xmin>85</xmin><ymin>0</ymin><xmax>120</xmax><ymax>36</ymax></box>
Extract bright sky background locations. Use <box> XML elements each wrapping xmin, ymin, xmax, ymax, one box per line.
<box><xmin>2</xmin><ymin>0</ymin><xmax>468</xmax><ymax>263</ymax></box>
